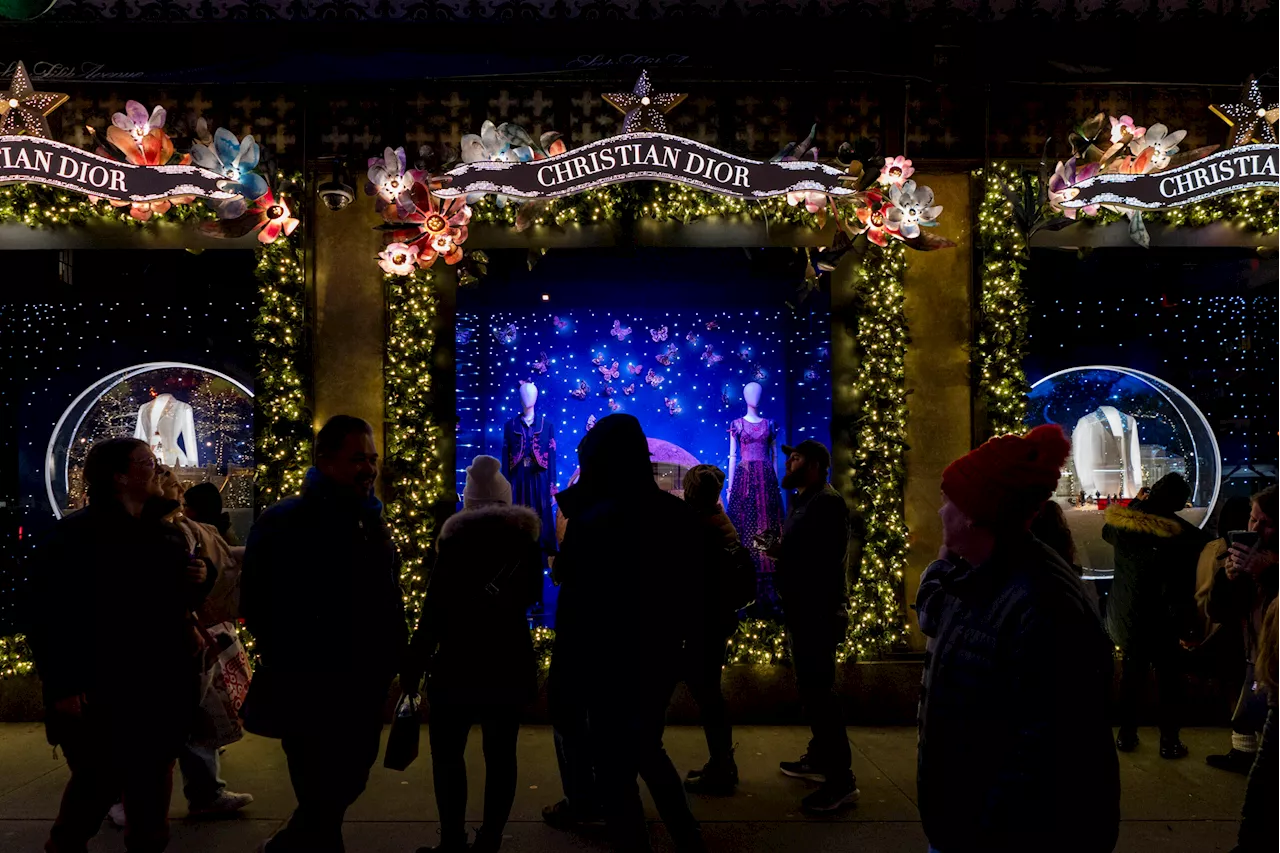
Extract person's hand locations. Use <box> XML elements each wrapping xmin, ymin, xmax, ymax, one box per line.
<box><xmin>764</xmin><ymin>541</ymin><xmax>783</xmax><ymax>559</ymax></box>
<box><xmin>53</xmin><ymin>694</ymin><xmax>86</xmax><ymax>717</ymax></box>
<box><xmin>1227</xmin><ymin>545</ymin><xmax>1276</xmax><ymax>580</ymax></box>
<box><xmin>187</xmin><ymin>557</ymin><xmax>209</xmax><ymax>584</ymax></box>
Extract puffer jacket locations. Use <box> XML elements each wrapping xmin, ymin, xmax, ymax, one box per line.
<box><xmin>406</xmin><ymin>504</ymin><xmax>543</xmax><ymax>706</ymax></box>
<box><xmin>1103</xmin><ymin>502</ymin><xmax>1205</xmax><ymax>651</ymax></box>
<box><xmin>915</xmin><ymin>533</ymin><xmax>1119</xmax><ymax>853</ymax></box>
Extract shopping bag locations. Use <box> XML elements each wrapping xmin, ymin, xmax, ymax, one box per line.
<box><xmin>383</xmin><ymin>692</ymin><xmax>422</xmax><ymax>771</ymax></box>
<box><xmin>194</xmin><ymin>622</ymin><xmax>251</xmax><ymax>748</ymax></box>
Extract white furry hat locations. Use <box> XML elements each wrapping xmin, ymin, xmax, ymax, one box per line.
<box><xmin>463</xmin><ymin>455</ymin><xmax>512</xmax><ymax>507</ymax></box>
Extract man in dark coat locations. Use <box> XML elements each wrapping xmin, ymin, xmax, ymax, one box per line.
<box><xmin>242</xmin><ymin>415</ymin><xmax>407</xmax><ymax>853</ymax></box>
<box><xmin>766</xmin><ymin>439</ymin><xmax>855</xmax><ymax>814</ymax></box>
<box><xmin>550</xmin><ymin>414</ymin><xmax>708</xmax><ymax>853</ymax></box>
<box><xmin>917</xmin><ymin>425</ymin><xmax>1119</xmax><ymax>853</ymax></box>
<box><xmin>28</xmin><ymin>437</ymin><xmax>214</xmax><ymax>853</ymax></box>
<box><xmin>1103</xmin><ymin>472</ymin><xmax>1205</xmax><ymax>757</ymax></box>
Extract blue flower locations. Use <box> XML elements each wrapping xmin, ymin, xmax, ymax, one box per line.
<box><xmin>192</xmin><ymin>127</ymin><xmax>269</xmax><ymax>217</ymax></box>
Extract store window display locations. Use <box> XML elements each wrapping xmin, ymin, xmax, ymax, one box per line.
<box><xmin>726</xmin><ymin>382</ymin><xmax>785</xmax><ymax>588</ymax></box>
<box><xmin>501</xmin><ymin>381</ymin><xmax>559</xmax><ymax>558</ymax></box>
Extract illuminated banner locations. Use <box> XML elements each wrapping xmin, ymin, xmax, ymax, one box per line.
<box><xmin>1060</xmin><ymin>144</ymin><xmax>1279</xmax><ymax>211</ymax></box>
<box><xmin>0</xmin><ymin>135</ymin><xmax>235</xmax><ymax>202</ymax></box>
<box><xmin>432</xmin><ymin>131</ymin><xmax>857</xmax><ymax>201</ymax></box>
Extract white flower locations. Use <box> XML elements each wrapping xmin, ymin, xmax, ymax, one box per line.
<box><xmin>884</xmin><ymin>180</ymin><xmax>943</xmax><ymax>239</ymax></box>
<box><xmin>1131</xmin><ymin>123</ymin><xmax>1187</xmax><ymax>171</ymax></box>
<box><xmin>378</xmin><ymin>242</ymin><xmax>419</xmax><ymax>277</ymax></box>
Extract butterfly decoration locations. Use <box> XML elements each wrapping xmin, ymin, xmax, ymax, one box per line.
<box><xmin>686</xmin><ymin>330</ymin><xmax>699</xmax><ymax>345</ymax></box>
<box><xmin>553</xmin><ymin>316</ymin><xmax>570</xmax><ymax>331</ymax></box>
<box><xmin>599</xmin><ymin>361</ymin><xmax>620</xmax><ymax>380</ymax></box>
<box><xmin>803</xmin><ymin>368</ymin><xmax>819</xmax><ymax>381</ymax></box>
<box><xmin>645</xmin><ymin>369</ymin><xmax>665</xmax><ymax>388</ymax></box>
<box><xmin>627</xmin><ymin>362</ymin><xmax>644</xmax><ymax>376</ymax></box>
<box><xmin>493</xmin><ymin>323</ymin><xmax>518</xmax><ymax>345</ymax></box>
<box><xmin>721</xmin><ymin>389</ymin><xmax>732</xmax><ymax>408</ymax></box>
<box><xmin>455</xmin><ymin>328</ymin><xmax>474</xmax><ymax>345</ymax></box>
<box><xmin>752</xmin><ymin>364</ymin><xmax>768</xmax><ymax>381</ymax></box>
<box><xmin>623</xmin><ymin>383</ymin><xmax>636</xmax><ymax>396</ymax></box>
<box><xmin>655</xmin><ymin>343</ymin><xmax>679</xmax><ymax>366</ymax></box>
<box><xmin>569</xmin><ymin>380</ymin><xmax>589</xmax><ymax>400</ymax></box>
<box><xmin>610</xmin><ymin>320</ymin><xmax>632</xmax><ymax>341</ymax></box>
<box><xmin>586</xmin><ymin>414</ymin><xmax>597</xmax><ymax>431</ymax></box>
<box><xmin>592</xmin><ymin>352</ymin><xmax>606</xmax><ymax>366</ymax></box>
<box><xmin>600</xmin><ymin>385</ymin><xmax>616</xmax><ymax>398</ymax></box>
<box><xmin>701</xmin><ymin>345</ymin><xmax>724</xmax><ymax>366</ymax></box>
<box><xmin>705</xmin><ymin>320</ymin><xmax>719</xmax><ymax>330</ymax></box>
<box><xmin>649</xmin><ymin>325</ymin><xmax>668</xmax><ymax>342</ymax></box>
<box><xmin>815</xmin><ymin>346</ymin><xmax>829</xmax><ymax>359</ymax></box>
<box><xmin>608</xmin><ymin>399</ymin><xmax>621</xmax><ymax>412</ymax></box>
<box><xmin>737</xmin><ymin>345</ymin><xmax>753</xmax><ymax>361</ymax></box>
<box><xmin>664</xmin><ymin>397</ymin><xmax>682</xmax><ymax>415</ymax></box>
<box><xmin>531</xmin><ymin>352</ymin><xmax>549</xmax><ymax>374</ymax></box>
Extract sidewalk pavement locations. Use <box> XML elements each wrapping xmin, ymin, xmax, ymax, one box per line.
<box><xmin>0</xmin><ymin>724</ymin><xmax>1249</xmax><ymax>852</ymax></box>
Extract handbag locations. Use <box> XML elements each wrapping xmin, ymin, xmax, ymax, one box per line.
<box><xmin>383</xmin><ymin>692</ymin><xmax>422</xmax><ymax>771</ymax></box>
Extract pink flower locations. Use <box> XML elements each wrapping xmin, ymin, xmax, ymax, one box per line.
<box><xmin>786</xmin><ymin>190</ymin><xmax>827</xmax><ymax>214</ymax></box>
<box><xmin>1048</xmin><ymin>158</ymin><xmax>1100</xmax><ymax>219</ymax></box>
<box><xmin>111</xmin><ymin>101</ymin><xmax>167</xmax><ymax>146</ymax></box>
<box><xmin>378</xmin><ymin>242</ymin><xmax>419</xmax><ymax>276</ymax></box>
<box><xmin>855</xmin><ymin>203</ymin><xmax>899</xmax><ymax>246</ymax></box>
<box><xmin>1109</xmin><ymin>115</ymin><xmax>1146</xmax><ymax>145</ymax></box>
<box><xmin>411</xmin><ymin>197</ymin><xmax>472</xmax><ymax>268</ymax></box>
<box><xmin>251</xmin><ymin>191</ymin><xmax>299</xmax><ymax>244</ymax></box>
<box><xmin>877</xmin><ymin>155</ymin><xmax>914</xmax><ymax>188</ymax></box>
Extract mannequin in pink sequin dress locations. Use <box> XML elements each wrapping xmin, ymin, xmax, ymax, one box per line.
<box><xmin>726</xmin><ymin>383</ymin><xmax>784</xmax><ymax>603</ymax></box>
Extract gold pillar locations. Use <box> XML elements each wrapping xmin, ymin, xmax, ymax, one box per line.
<box><xmin>312</xmin><ymin>201</ymin><xmax>388</xmax><ymax>450</ymax></box>
<box><xmin>901</xmin><ymin>172</ymin><xmax>973</xmax><ymax>649</ymax></box>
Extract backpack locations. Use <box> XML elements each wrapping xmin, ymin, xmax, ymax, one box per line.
<box><xmin>720</xmin><ymin>541</ymin><xmax>758</xmax><ymax>614</ymax></box>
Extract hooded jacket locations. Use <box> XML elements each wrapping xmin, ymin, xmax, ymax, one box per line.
<box><xmin>915</xmin><ymin>534</ymin><xmax>1120</xmax><ymax>853</ymax></box>
<box><xmin>1102</xmin><ymin>502</ymin><xmax>1205</xmax><ymax>651</ymax></box>
<box><xmin>406</xmin><ymin>503</ymin><xmax>543</xmax><ymax>706</ymax></box>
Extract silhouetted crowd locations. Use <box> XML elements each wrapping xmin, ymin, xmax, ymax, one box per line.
<box><xmin>25</xmin><ymin>416</ymin><xmax>1278</xmax><ymax>853</ymax></box>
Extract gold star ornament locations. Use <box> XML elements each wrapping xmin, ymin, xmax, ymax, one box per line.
<box><xmin>0</xmin><ymin>61</ymin><xmax>68</xmax><ymax>138</ymax></box>
<box><xmin>1210</xmin><ymin>77</ymin><xmax>1279</xmax><ymax>148</ymax></box>
<box><xmin>603</xmin><ymin>71</ymin><xmax>687</xmax><ymax>134</ymax></box>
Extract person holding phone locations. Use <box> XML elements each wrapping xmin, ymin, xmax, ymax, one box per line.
<box><xmin>1206</xmin><ymin>486</ymin><xmax>1279</xmax><ymax>775</ymax></box>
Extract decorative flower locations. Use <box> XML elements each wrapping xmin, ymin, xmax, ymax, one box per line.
<box><xmin>378</xmin><ymin>242</ymin><xmax>419</xmax><ymax>276</ymax></box>
<box><xmin>191</xmin><ymin>127</ymin><xmax>268</xmax><ymax>219</ymax></box>
<box><xmin>786</xmin><ymin>190</ymin><xmax>827</xmax><ymax>214</ymax></box>
<box><xmin>878</xmin><ymin>155</ymin><xmax>914</xmax><ymax>188</ymax></box>
<box><xmin>1130</xmin><ymin>123</ymin><xmax>1187</xmax><ymax>171</ymax></box>
<box><xmin>459</xmin><ymin>121</ymin><xmax>566</xmax><ymax>206</ymax></box>
<box><xmin>1047</xmin><ymin>158</ymin><xmax>1100</xmax><ymax>219</ymax></box>
<box><xmin>411</xmin><ymin>197</ymin><xmax>472</xmax><ymax>267</ymax></box>
<box><xmin>251</xmin><ymin>191</ymin><xmax>299</xmax><ymax>244</ymax></box>
<box><xmin>885</xmin><ymin>180</ymin><xmax>943</xmax><ymax>239</ymax></box>
<box><xmin>366</xmin><ymin>147</ymin><xmax>424</xmax><ymax>218</ymax></box>
<box><xmin>855</xmin><ymin>203</ymin><xmax>898</xmax><ymax>246</ymax></box>
<box><xmin>111</xmin><ymin>101</ymin><xmax>167</xmax><ymax>146</ymax></box>
<box><xmin>1109</xmin><ymin>115</ymin><xmax>1146</xmax><ymax>145</ymax></box>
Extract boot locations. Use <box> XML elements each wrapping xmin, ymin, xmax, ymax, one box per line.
<box><xmin>471</xmin><ymin>828</ymin><xmax>503</xmax><ymax>853</ymax></box>
<box><xmin>684</xmin><ymin>751</ymin><xmax>739</xmax><ymax>795</ymax></box>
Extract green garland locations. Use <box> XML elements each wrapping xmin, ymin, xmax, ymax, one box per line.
<box><xmin>976</xmin><ymin>164</ymin><xmax>1279</xmax><ymax>441</ymax></box>
<box><xmin>0</xmin><ymin>182</ymin><xmax>310</xmax><ymax>679</ymax></box>
<box><xmin>383</xmin><ymin>268</ymin><xmax>444</xmax><ymax>620</ymax></box>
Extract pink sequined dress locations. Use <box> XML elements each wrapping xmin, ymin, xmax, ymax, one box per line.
<box><xmin>727</xmin><ymin>418</ymin><xmax>784</xmax><ymax>584</ymax></box>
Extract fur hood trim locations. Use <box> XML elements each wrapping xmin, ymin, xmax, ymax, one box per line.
<box><xmin>1104</xmin><ymin>503</ymin><xmax>1183</xmax><ymax>538</ymax></box>
<box><xmin>439</xmin><ymin>504</ymin><xmax>540</xmax><ymax>542</ymax></box>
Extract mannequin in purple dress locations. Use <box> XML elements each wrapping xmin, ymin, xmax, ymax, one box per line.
<box><xmin>501</xmin><ymin>382</ymin><xmax>559</xmax><ymax>558</ymax></box>
<box><xmin>726</xmin><ymin>382</ymin><xmax>784</xmax><ymax>606</ymax></box>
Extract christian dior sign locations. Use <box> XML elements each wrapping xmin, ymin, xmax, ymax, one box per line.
<box><xmin>432</xmin><ymin>132</ymin><xmax>857</xmax><ymax>201</ymax></box>
<box><xmin>0</xmin><ymin>136</ymin><xmax>234</xmax><ymax>203</ymax></box>
<box><xmin>1060</xmin><ymin>144</ymin><xmax>1279</xmax><ymax>211</ymax></box>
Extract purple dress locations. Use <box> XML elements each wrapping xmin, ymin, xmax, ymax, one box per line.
<box><xmin>727</xmin><ymin>418</ymin><xmax>784</xmax><ymax>600</ymax></box>
<box><xmin>502</xmin><ymin>415</ymin><xmax>558</xmax><ymax>556</ymax></box>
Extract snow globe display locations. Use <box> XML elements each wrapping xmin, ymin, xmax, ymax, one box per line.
<box><xmin>46</xmin><ymin>363</ymin><xmax>254</xmax><ymax>531</ymax></box>
<box><xmin>1026</xmin><ymin>366</ymin><xmax>1220</xmax><ymax>574</ymax></box>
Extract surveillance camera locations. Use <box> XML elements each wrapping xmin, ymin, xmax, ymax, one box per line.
<box><xmin>317</xmin><ymin>179</ymin><xmax>354</xmax><ymax>211</ymax></box>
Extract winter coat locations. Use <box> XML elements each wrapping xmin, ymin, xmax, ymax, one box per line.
<box><xmin>1207</xmin><ymin>547</ymin><xmax>1279</xmax><ymax>668</ymax></box>
<box><xmin>915</xmin><ymin>534</ymin><xmax>1120</xmax><ymax>853</ymax></box>
<box><xmin>406</xmin><ymin>504</ymin><xmax>543</xmax><ymax>707</ymax></box>
<box><xmin>551</xmin><ymin>479</ymin><xmax>710</xmax><ymax>698</ymax></box>
<box><xmin>776</xmin><ymin>483</ymin><xmax>850</xmax><ymax>620</ymax></box>
<box><xmin>1103</xmin><ymin>502</ymin><xmax>1206</xmax><ymax>652</ymax></box>
<box><xmin>692</xmin><ymin>508</ymin><xmax>743</xmax><ymax>639</ymax></box>
<box><xmin>173</xmin><ymin>514</ymin><xmax>241</xmax><ymax>626</ymax></box>
<box><xmin>26</xmin><ymin>497</ymin><xmax>211</xmax><ymax>748</ymax></box>
<box><xmin>240</xmin><ymin>469</ymin><xmax>407</xmax><ymax>735</ymax></box>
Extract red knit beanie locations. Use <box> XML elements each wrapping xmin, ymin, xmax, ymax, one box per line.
<box><xmin>942</xmin><ymin>424</ymin><xmax>1072</xmax><ymax>528</ymax></box>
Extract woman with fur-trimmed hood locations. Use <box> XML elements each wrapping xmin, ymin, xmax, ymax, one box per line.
<box><xmin>402</xmin><ymin>455</ymin><xmax>543</xmax><ymax>853</ymax></box>
<box><xmin>1103</xmin><ymin>473</ymin><xmax>1207</xmax><ymax>759</ymax></box>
